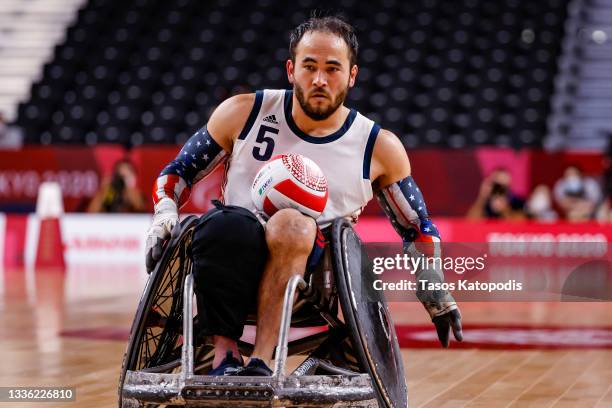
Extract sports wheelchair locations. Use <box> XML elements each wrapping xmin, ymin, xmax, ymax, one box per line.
<box><xmin>119</xmin><ymin>216</ymin><xmax>407</xmax><ymax>407</ymax></box>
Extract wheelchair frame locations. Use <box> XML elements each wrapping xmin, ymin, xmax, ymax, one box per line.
<box><xmin>119</xmin><ymin>216</ymin><xmax>406</xmax><ymax>407</ymax></box>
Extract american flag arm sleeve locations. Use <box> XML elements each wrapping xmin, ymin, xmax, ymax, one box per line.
<box><xmin>152</xmin><ymin>126</ymin><xmax>229</xmax><ymax>208</ymax></box>
<box><xmin>375</xmin><ymin>176</ymin><xmax>440</xmax><ymax>243</ymax></box>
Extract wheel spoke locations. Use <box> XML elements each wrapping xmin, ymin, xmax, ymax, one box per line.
<box><xmin>128</xmin><ymin>225</ymin><xmax>196</xmax><ymax>373</ymax></box>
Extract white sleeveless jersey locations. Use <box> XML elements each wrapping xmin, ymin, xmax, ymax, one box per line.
<box><xmin>222</xmin><ymin>89</ymin><xmax>381</xmax><ymax>227</ymax></box>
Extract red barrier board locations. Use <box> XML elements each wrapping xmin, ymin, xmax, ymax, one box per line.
<box><xmin>0</xmin><ymin>146</ymin><xmax>605</xmax><ymax>215</ymax></box>
<box><xmin>0</xmin><ymin>146</ymin><xmax>122</xmax><ymax>211</ymax></box>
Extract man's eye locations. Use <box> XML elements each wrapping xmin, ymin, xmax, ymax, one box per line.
<box><xmin>304</xmin><ymin>65</ymin><xmax>315</xmax><ymax>71</ymax></box>
<box><xmin>328</xmin><ymin>67</ymin><xmax>339</xmax><ymax>72</ymax></box>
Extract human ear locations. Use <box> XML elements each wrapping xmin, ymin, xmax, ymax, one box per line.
<box><xmin>287</xmin><ymin>59</ymin><xmax>295</xmax><ymax>84</ymax></box>
<box><xmin>348</xmin><ymin>64</ymin><xmax>358</xmax><ymax>87</ymax></box>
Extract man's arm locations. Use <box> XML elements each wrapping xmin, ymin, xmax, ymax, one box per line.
<box><xmin>370</xmin><ymin>128</ymin><xmax>463</xmax><ymax>347</ymax></box>
<box><xmin>370</xmin><ymin>129</ymin><xmax>439</xmax><ymax>249</ymax></box>
<box><xmin>152</xmin><ymin>93</ymin><xmax>255</xmax><ymax>208</ymax></box>
<box><xmin>145</xmin><ymin>93</ymin><xmax>256</xmax><ymax>271</ymax></box>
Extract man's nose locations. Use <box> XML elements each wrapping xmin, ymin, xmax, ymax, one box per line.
<box><xmin>312</xmin><ymin>71</ymin><xmax>327</xmax><ymax>87</ymax></box>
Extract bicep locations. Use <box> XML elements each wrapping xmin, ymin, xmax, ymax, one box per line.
<box><xmin>207</xmin><ymin>93</ymin><xmax>256</xmax><ymax>152</ymax></box>
<box><xmin>371</xmin><ymin>129</ymin><xmax>411</xmax><ymax>190</ymax></box>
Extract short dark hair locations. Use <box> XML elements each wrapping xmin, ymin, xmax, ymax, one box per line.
<box><xmin>289</xmin><ymin>15</ymin><xmax>359</xmax><ymax>67</ymax></box>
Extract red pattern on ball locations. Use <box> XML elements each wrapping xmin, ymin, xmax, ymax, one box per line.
<box><xmin>281</xmin><ymin>154</ymin><xmax>327</xmax><ymax>192</ymax></box>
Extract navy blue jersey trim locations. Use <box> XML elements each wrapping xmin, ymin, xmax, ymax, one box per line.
<box><xmin>238</xmin><ymin>90</ymin><xmax>264</xmax><ymax>140</ymax></box>
<box><xmin>283</xmin><ymin>90</ymin><xmax>357</xmax><ymax>144</ymax></box>
<box><xmin>362</xmin><ymin>123</ymin><xmax>381</xmax><ymax>179</ymax></box>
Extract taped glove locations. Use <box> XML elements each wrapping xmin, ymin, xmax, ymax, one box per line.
<box><xmin>416</xmin><ymin>267</ymin><xmax>463</xmax><ymax>347</ymax></box>
<box><xmin>407</xmin><ymin>224</ymin><xmax>464</xmax><ymax>348</ymax></box>
<box><xmin>418</xmin><ymin>289</ymin><xmax>463</xmax><ymax>348</ymax></box>
<box><xmin>145</xmin><ymin>197</ymin><xmax>179</xmax><ymax>273</ymax></box>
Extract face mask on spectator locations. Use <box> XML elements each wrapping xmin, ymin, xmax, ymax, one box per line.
<box><xmin>564</xmin><ymin>175</ymin><xmax>584</xmax><ymax>197</ymax></box>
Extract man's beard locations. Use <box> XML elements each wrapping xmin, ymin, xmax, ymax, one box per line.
<box><xmin>294</xmin><ymin>82</ymin><xmax>348</xmax><ymax>121</ymax></box>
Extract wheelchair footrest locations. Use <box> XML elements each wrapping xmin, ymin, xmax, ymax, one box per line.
<box><xmin>182</xmin><ymin>379</ymin><xmax>275</xmax><ymax>403</ymax></box>
<box><xmin>122</xmin><ymin>370</ymin><xmax>377</xmax><ymax>407</ymax></box>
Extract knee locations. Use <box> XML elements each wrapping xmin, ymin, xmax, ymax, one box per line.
<box><xmin>265</xmin><ymin>209</ymin><xmax>316</xmax><ymax>255</ymax></box>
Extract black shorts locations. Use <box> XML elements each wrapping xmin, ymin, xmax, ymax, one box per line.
<box><xmin>190</xmin><ymin>201</ymin><xmax>326</xmax><ymax>340</ymax></box>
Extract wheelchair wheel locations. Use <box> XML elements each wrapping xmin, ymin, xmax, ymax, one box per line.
<box><xmin>118</xmin><ymin>215</ymin><xmax>199</xmax><ymax>407</ymax></box>
<box><xmin>331</xmin><ymin>218</ymin><xmax>408</xmax><ymax>408</ymax></box>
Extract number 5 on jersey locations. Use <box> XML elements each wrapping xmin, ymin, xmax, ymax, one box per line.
<box><xmin>252</xmin><ymin>125</ymin><xmax>278</xmax><ymax>161</ymax></box>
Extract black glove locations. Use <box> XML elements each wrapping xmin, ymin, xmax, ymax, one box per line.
<box><xmin>410</xmin><ymin>250</ymin><xmax>464</xmax><ymax>348</ymax></box>
<box><xmin>432</xmin><ymin>307</ymin><xmax>463</xmax><ymax>348</ymax></box>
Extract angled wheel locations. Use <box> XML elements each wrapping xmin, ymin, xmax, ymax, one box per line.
<box><xmin>331</xmin><ymin>218</ymin><xmax>408</xmax><ymax>408</ymax></box>
<box><xmin>118</xmin><ymin>215</ymin><xmax>199</xmax><ymax>406</ymax></box>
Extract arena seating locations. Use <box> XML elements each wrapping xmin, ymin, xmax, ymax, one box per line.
<box><xmin>0</xmin><ymin>0</ymin><xmax>85</xmax><ymax>121</ymax></box>
<box><xmin>546</xmin><ymin>0</ymin><xmax>612</xmax><ymax>151</ymax></box>
<box><xmin>16</xmin><ymin>0</ymin><xmax>568</xmax><ymax>148</ymax></box>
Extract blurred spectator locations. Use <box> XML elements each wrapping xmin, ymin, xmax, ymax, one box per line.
<box><xmin>525</xmin><ymin>185</ymin><xmax>558</xmax><ymax>221</ymax></box>
<box><xmin>467</xmin><ymin>168</ymin><xmax>525</xmax><ymax>220</ymax></box>
<box><xmin>88</xmin><ymin>159</ymin><xmax>145</xmax><ymax>213</ymax></box>
<box><xmin>0</xmin><ymin>112</ymin><xmax>6</xmax><ymax>138</ymax></box>
<box><xmin>0</xmin><ymin>112</ymin><xmax>23</xmax><ymax>149</ymax></box>
<box><xmin>553</xmin><ymin>165</ymin><xmax>602</xmax><ymax>221</ymax></box>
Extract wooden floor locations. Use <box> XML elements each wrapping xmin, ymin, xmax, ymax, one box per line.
<box><xmin>1</xmin><ymin>266</ymin><xmax>611</xmax><ymax>407</ymax></box>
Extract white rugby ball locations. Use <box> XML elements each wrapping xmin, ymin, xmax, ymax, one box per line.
<box><xmin>251</xmin><ymin>154</ymin><xmax>328</xmax><ymax>219</ymax></box>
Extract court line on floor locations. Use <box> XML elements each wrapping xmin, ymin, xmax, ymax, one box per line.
<box><xmin>502</xmin><ymin>351</ymin><xmax>571</xmax><ymax>408</ymax></box>
<box><xmin>593</xmin><ymin>383</ymin><xmax>612</xmax><ymax>408</ymax></box>
<box><xmin>416</xmin><ymin>351</ymin><xmax>506</xmax><ymax>408</ymax></box>
<box><xmin>462</xmin><ymin>351</ymin><xmax>540</xmax><ymax>407</ymax></box>
<box><xmin>547</xmin><ymin>355</ymin><xmax>600</xmax><ymax>407</ymax></box>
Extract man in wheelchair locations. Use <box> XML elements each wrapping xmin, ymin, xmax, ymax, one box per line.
<box><xmin>145</xmin><ymin>15</ymin><xmax>463</xmax><ymax>380</ymax></box>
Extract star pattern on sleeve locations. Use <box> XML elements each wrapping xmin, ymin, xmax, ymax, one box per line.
<box><xmin>159</xmin><ymin>127</ymin><xmax>224</xmax><ymax>184</ymax></box>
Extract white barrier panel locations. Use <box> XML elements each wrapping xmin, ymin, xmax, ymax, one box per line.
<box><xmin>60</xmin><ymin>214</ymin><xmax>151</xmax><ymax>264</ymax></box>
<box><xmin>21</xmin><ymin>214</ymin><xmax>203</xmax><ymax>268</ymax></box>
